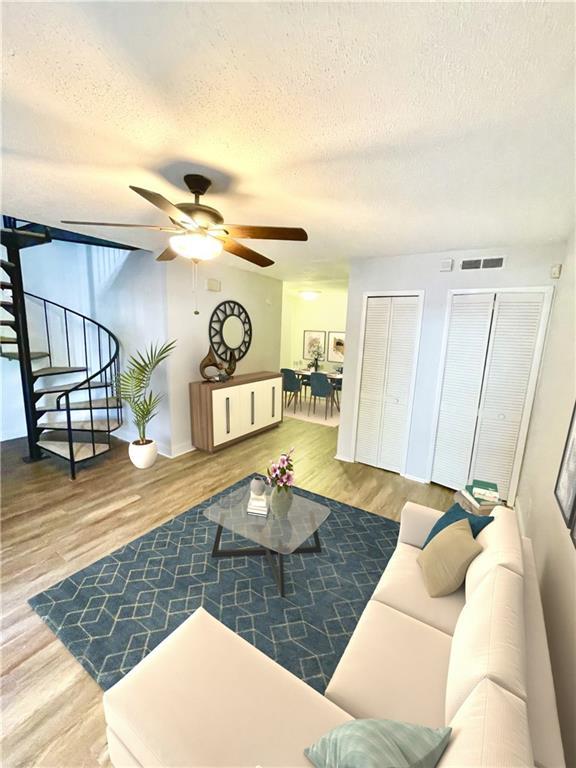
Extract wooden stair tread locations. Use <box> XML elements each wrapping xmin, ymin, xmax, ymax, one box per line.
<box><xmin>0</xmin><ymin>336</ymin><xmax>17</xmax><ymax>344</ymax></box>
<box><xmin>0</xmin><ymin>260</ymin><xmax>15</xmax><ymax>271</ymax></box>
<box><xmin>0</xmin><ymin>320</ymin><xmax>15</xmax><ymax>327</ymax></box>
<box><xmin>40</xmin><ymin>397</ymin><xmax>120</xmax><ymax>411</ymax></box>
<box><xmin>0</xmin><ymin>281</ymin><xmax>12</xmax><ymax>290</ymax></box>
<box><xmin>35</xmin><ymin>380</ymin><xmax>112</xmax><ymax>395</ymax></box>
<box><xmin>38</xmin><ymin>439</ymin><xmax>110</xmax><ymax>462</ymax></box>
<box><xmin>32</xmin><ymin>366</ymin><xmax>87</xmax><ymax>377</ymax></box>
<box><xmin>37</xmin><ymin>415</ymin><xmax>121</xmax><ymax>431</ymax></box>
<box><xmin>2</xmin><ymin>350</ymin><xmax>48</xmax><ymax>361</ymax></box>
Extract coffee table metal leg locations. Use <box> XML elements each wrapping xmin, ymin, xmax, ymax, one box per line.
<box><xmin>211</xmin><ymin>528</ymin><xmax>322</xmax><ymax>598</ymax></box>
<box><xmin>212</xmin><ymin>524</ymin><xmax>224</xmax><ymax>557</ymax></box>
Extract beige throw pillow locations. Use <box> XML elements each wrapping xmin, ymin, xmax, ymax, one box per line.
<box><xmin>418</xmin><ymin>519</ymin><xmax>482</xmax><ymax>597</ymax></box>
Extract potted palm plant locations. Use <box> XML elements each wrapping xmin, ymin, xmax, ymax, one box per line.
<box><xmin>116</xmin><ymin>340</ymin><xmax>176</xmax><ymax>469</ymax></box>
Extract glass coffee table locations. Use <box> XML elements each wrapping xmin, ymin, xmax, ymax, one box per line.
<box><xmin>203</xmin><ymin>482</ymin><xmax>331</xmax><ymax>597</ymax></box>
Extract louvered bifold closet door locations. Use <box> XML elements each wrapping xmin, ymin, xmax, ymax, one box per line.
<box><xmin>355</xmin><ymin>297</ymin><xmax>391</xmax><ymax>465</ymax></box>
<box><xmin>378</xmin><ymin>296</ymin><xmax>420</xmax><ymax>472</ymax></box>
<box><xmin>431</xmin><ymin>293</ymin><xmax>495</xmax><ymax>490</ymax></box>
<box><xmin>469</xmin><ymin>292</ymin><xmax>545</xmax><ymax>500</ymax></box>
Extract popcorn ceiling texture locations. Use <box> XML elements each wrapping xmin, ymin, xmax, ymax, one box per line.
<box><xmin>2</xmin><ymin>2</ymin><xmax>574</xmax><ymax>280</ymax></box>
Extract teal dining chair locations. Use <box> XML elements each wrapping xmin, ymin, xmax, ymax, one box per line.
<box><xmin>309</xmin><ymin>372</ymin><xmax>335</xmax><ymax>419</ymax></box>
<box><xmin>281</xmin><ymin>368</ymin><xmax>302</xmax><ymax>413</ymax></box>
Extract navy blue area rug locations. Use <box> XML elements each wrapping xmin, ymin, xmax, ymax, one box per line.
<box><xmin>29</xmin><ymin>475</ymin><xmax>399</xmax><ymax>692</ymax></box>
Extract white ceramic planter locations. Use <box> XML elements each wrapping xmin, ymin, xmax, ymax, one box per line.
<box><xmin>129</xmin><ymin>439</ymin><xmax>158</xmax><ymax>469</ymax></box>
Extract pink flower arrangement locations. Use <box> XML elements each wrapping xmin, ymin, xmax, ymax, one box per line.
<box><xmin>267</xmin><ymin>448</ymin><xmax>295</xmax><ymax>491</ymax></box>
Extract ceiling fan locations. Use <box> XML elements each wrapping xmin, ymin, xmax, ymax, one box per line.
<box><xmin>62</xmin><ymin>174</ymin><xmax>308</xmax><ymax>268</ymax></box>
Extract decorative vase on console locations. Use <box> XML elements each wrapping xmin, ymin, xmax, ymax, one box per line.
<box><xmin>266</xmin><ymin>448</ymin><xmax>295</xmax><ymax>516</ymax></box>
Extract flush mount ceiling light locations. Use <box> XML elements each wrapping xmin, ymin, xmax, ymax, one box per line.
<box><xmin>299</xmin><ymin>290</ymin><xmax>322</xmax><ymax>301</ymax></box>
<box><xmin>169</xmin><ymin>232</ymin><xmax>223</xmax><ymax>261</ymax></box>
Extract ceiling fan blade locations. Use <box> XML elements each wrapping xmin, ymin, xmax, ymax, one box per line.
<box><xmin>221</xmin><ymin>237</ymin><xmax>274</xmax><ymax>268</ymax></box>
<box><xmin>156</xmin><ymin>247</ymin><xmax>177</xmax><ymax>261</ymax></box>
<box><xmin>223</xmin><ymin>225</ymin><xmax>308</xmax><ymax>241</ymax></box>
<box><xmin>61</xmin><ymin>220</ymin><xmax>181</xmax><ymax>232</ymax></box>
<box><xmin>129</xmin><ymin>186</ymin><xmax>198</xmax><ymax>230</ymax></box>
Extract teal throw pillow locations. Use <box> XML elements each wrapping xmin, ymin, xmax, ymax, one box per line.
<box><xmin>305</xmin><ymin>719</ymin><xmax>451</xmax><ymax>768</ymax></box>
<box><xmin>423</xmin><ymin>503</ymin><xmax>493</xmax><ymax>549</ymax></box>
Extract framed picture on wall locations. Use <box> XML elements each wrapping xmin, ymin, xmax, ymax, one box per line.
<box><xmin>303</xmin><ymin>330</ymin><xmax>326</xmax><ymax>360</ymax></box>
<box><xmin>554</xmin><ymin>402</ymin><xmax>576</xmax><ymax>530</ymax></box>
<box><xmin>327</xmin><ymin>331</ymin><xmax>346</xmax><ymax>363</ymax></box>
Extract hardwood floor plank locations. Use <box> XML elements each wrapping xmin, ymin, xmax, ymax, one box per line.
<box><xmin>1</xmin><ymin>420</ymin><xmax>453</xmax><ymax>767</ymax></box>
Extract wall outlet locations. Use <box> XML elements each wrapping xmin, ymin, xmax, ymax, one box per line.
<box><xmin>440</xmin><ymin>258</ymin><xmax>453</xmax><ymax>272</ymax></box>
<box><xmin>205</xmin><ymin>278</ymin><xmax>221</xmax><ymax>292</ymax></box>
<box><xmin>550</xmin><ymin>264</ymin><xmax>562</xmax><ymax>279</ymax></box>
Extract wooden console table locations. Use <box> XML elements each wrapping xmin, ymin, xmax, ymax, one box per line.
<box><xmin>190</xmin><ymin>371</ymin><xmax>283</xmax><ymax>452</ymax></box>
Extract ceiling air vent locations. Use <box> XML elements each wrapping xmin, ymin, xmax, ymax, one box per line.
<box><xmin>482</xmin><ymin>257</ymin><xmax>505</xmax><ymax>269</ymax></box>
<box><xmin>460</xmin><ymin>256</ymin><xmax>505</xmax><ymax>271</ymax></box>
<box><xmin>461</xmin><ymin>259</ymin><xmax>482</xmax><ymax>270</ymax></box>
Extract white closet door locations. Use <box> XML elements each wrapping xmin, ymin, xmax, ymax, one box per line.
<box><xmin>378</xmin><ymin>296</ymin><xmax>420</xmax><ymax>471</ymax></box>
<box><xmin>355</xmin><ymin>297</ymin><xmax>391</xmax><ymax>465</ymax></box>
<box><xmin>431</xmin><ymin>293</ymin><xmax>495</xmax><ymax>490</ymax></box>
<box><xmin>469</xmin><ymin>292</ymin><xmax>545</xmax><ymax>500</ymax></box>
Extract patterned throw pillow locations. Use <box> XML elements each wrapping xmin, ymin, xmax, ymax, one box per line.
<box><xmin>305</xmin><ymin>718</ymin><xmax>451</xmax><ymax>768</ymax></box>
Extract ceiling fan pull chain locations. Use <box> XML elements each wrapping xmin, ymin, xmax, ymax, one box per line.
<box><xmin>193</xmin><ymin>260</ymin><xmax>200</xmax><ymax>315</ymax></box>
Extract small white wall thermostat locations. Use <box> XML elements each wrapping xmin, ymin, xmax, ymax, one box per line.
<box><xmin>550</xmin><ymin>264</ymin><xmax>562</xmax><ymax>279</ymax></box>
<box><xmin>205</xmin><ymin>278</ymin><xmax>221</xmax><ymax>292</ymax></box>
<box><xmin>440</xmin><ymin>258</ymin><xmax>453</xmax><ymax>272</ymax></box>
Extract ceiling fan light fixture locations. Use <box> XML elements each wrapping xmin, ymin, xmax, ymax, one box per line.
<box><xmin>169</xmin><ymin>232</ymin><xmax>223</xmax><ymax>261</ymax></box>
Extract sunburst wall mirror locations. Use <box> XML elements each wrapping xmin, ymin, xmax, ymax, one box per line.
<box><xmin>208</xmin><ymin>301</ymin><xmax>252</xmax><ymax>367</ymax></box>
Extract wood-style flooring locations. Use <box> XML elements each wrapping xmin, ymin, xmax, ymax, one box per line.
<box><xmin>1</xmin><ymin>419</ymin><xmax>452</xmax><ymax>767</ymax></box>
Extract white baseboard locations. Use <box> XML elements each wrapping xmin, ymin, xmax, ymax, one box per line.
<box><xmin>169</xmin><ymin>442</ymin><xmax>196</xmax><ymax>459</ymax></box>
<box><xmin>402</xmin><ymin>473</ymin><xmax>430</xmax><ymax>484</ymax></box>
<box><xmin>334</xmin><ymin>453</ymin><xmax>355</xmax><ymax>463</ymax></box>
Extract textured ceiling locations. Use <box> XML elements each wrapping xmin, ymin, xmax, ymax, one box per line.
<box><xmin>2</xmin><ymin>2</ymin><xmax>574</xmax><ymax>280</ymax></box>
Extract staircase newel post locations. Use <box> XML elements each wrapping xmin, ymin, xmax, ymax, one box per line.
<box><xmin>65</xmin><ymin>392</ymin><xmax>76</xmax><ymax>480</ymax></box>
<box><xmin>6</xmin><ymin>244</ymin><xmax>42</xmax><ymax>461</ymax></box>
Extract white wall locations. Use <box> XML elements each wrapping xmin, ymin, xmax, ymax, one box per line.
<box><xmin>88</xmin><ymin>247</ymin><xmax>172</xmax><ymax>455</ymax></box>
<box><xmin>165</xmin><ymin>260</ymin><xmax>283</xmax><ymax>456</ymax></box>
<box><xmin>338</xmin><ymin>243</ymin><xmax>566</xmax><ymax>474</ymax></box>
<box><xmin>280</xmin><ymin>282</ymin><xmax>348</xmax><ymax>371</ymax></box>
<box><xmin>515</xmin><ymin>235</ymin><xmax>576</xmax><ymax>765</ymax></box>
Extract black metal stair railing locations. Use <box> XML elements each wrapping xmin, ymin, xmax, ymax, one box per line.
<box><xmin>24</xmin><ymin>291</ymin><xmax>122</xmax><ymax>479</ymax></box>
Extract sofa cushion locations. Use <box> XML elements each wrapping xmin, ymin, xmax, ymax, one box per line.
<box><xmin>522</xmin><ymin>539</ymin><xmax>566</xmax><ymax>768</ymax></box>
<box><xmin>465</xmin><ymin>505</ymin><xmax>523</xmax><ymax>597</ymax></box>
<box><xmin>418</xmin><ymin>519</ymin><xmax>482</xmax><ymax>597</ymax></box>
<box><xmin>439</xmin><ymin>679</ymin><xmax>533</xmax><ymax>767</ymax></box>
<box><xmin>325</xmin><ymin>601</ymin><xmax>451</xmax><ymax>729</ymax></box>
<box><xmin>104</xmin><ymin>607</ymin><xmax>352</xmax><ymax>768</ymax></box>
<box><xmin>372</xmin><ymin>543</ymin><xmax>465</xmax><ymax>635</ymax></box>
<box><xmin>445</xmin><ymin>566</ymin><xmax>527</xmax><ymax>722</ymax></box>
<box><xmin>422</xmin><ymin>504</ymin><xmax>493</xmax><ymax>548</ymax></box>
<box><xmin>305</xmin><ymin>719</ymin><xmax>451</xmax><ymax>768</ymax></box>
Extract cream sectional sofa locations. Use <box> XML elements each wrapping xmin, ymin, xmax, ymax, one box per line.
<box><xmin>104</xmin><ymin>503</ymin><xmax>565</xmax><ymax>768</ymax></box>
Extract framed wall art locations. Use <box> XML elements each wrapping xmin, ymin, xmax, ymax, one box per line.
<box><xmin>327</xmin><ymin>331</ymin><xmax>345</xmax><ymax>363</ymax></box>
<box><xmin>303</xmin><ymin>330</ymin><xmax>326</xmax><ymax>360</ymax></box>
<box><xmin>554</xmin><ymin>402</ymin><xmax>576</xmax><ymax>532</ymax></box>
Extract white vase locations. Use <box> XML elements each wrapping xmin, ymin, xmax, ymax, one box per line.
<box><xmin>128</xmin><ymin>439</ymin><xmax>158</xmax><ymax>469</ymax></box>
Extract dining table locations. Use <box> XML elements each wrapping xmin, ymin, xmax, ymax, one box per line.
<box><xmin>294</xmin><ymin>369</ymin><xmax>343</xmax><ymax>410</ymax></box>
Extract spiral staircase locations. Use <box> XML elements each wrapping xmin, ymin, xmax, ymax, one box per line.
<box><xmin>1</xmin><ymin>223</ymin><xmax>123</xmax><ymax>479</ymax></box>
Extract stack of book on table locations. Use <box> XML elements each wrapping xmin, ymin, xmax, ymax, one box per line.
<box><xmin>247</xmin><ymin>490</ymin><xmax>268</xmax><ymax>517</ymax></box>
<box><xmin>455</xmin><ymin>480</ymin><xmax>500</xmax><ymax>515</ymax></box>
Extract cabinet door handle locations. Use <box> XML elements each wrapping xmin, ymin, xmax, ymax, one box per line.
<box><xmin>251</xmin><ymin>391</ymin><xmax>255</xmax><ymax>425</ymax></box>
<box><xmin>272</xmin><ymin>386</ymin><xmax>276</xmax><ymax>418</ymax></box>
<box><xmin>225</xmin><ymin>397</ymin><xmax>230</xmax><ymax>434</ymax></box>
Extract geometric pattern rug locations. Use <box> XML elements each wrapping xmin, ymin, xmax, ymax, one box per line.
<box><xmin>29</xmin><ymin>474</ymin><xmax>399</xmax><ymax>693</ymax></box>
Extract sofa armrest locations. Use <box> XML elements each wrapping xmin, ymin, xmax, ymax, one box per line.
<box><xmin>398</xmin><ymin>502</ymin><xmax>444</xmax><ymax>548</ymax></box>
